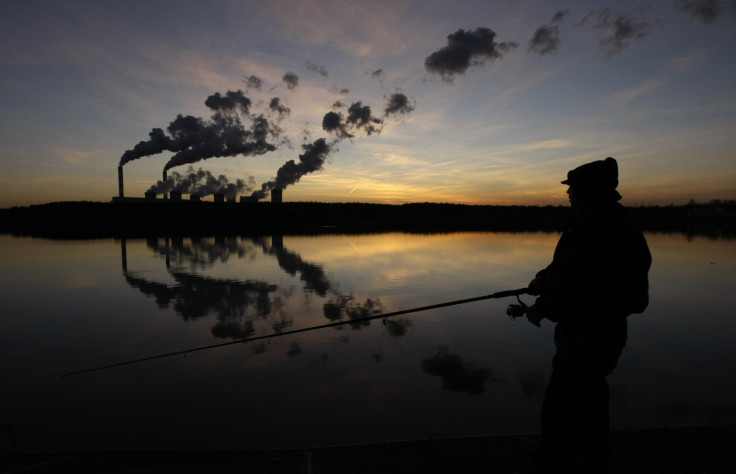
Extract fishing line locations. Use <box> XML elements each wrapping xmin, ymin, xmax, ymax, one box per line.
<box><xmin>62</xmin><ymin>288</ymin><xmax>528</xmax><ymax>378</ymax></box>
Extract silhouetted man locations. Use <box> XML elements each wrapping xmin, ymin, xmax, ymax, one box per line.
<box><xmin>524</xmin><ymin>157</ymin><xmax>651</xmax><ymax>474</ymax></box>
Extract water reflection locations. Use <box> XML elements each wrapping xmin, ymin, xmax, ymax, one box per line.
<box><xmin>123</xmin><ymin>240</ymin><xmax>278</xmax><ymax>339</ymax></box>
<box><xmin>121</xmin><ymin>235</ymin><xmax>391</xmax><ymax>344</ymax></box>
<box><xmin>421</xmin><ymin>346</ymin><xmax>503</xmax><ymax>395</ymax></box>
<box><xmin>1</xmin><ymin>232</ymin><xmax>734</xmax><ymax>452</ymax></box>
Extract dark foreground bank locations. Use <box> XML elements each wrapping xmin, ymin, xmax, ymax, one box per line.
<box><xmin>1</xmin><ymin>200</ymin><xmax>733</xmax><ymax>238</ymax></box>
<box><xmin>2</xmin><ymin>425</ymin><xmax>734</xmax><ymax>474</ymax></box>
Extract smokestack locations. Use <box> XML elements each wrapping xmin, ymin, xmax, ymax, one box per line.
<box><xmin>271</xmin><ymin>188</ymin><xmax>283</xmax><ymax>203</ymax></box>
<box><xmin>163</xmin><ymin>170</ymin><xmax>168</xmax><ymax>200</ymax></box>
<box><xmin>213</xmin><ymin>193</ymin><xmax>225</xmax><ymax>203</ymax></box>
<box><xmin>118</xmin><ymin>166</ymin><xmax>124</xmax><ymax>198</ymax></box>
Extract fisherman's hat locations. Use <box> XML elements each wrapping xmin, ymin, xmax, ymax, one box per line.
<box><xmin>562</xmin><ymin>156</ymin><xmax>619</xmax><ymax>191</ymax></box>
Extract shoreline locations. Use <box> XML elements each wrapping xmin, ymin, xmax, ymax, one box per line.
<box><xmin>1</xmin><ymin>200</ymin><xmax>733</xmax><ymax>239</ymax></box>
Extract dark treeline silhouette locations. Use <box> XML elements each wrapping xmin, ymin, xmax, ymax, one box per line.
<box><xmin>0</xmin><ymin>200</ymin><xmax>733</xmax><ymax>239</ymax></box>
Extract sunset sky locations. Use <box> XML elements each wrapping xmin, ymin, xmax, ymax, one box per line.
<box><xmin>1</xmin><ymin>0</ymin><xmax>734</xmax><ymax>208</ymax></box>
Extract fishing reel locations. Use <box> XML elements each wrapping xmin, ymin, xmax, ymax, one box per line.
<box><xmin>506</xmin><ymin>295</ymin><xmax>529</xmax><ymax>320</ymax></box>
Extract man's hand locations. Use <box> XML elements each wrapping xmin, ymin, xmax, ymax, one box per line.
<box><xmin>525</xmin><ymin>304</ymin><xmax>543</xmax><ymax>327</ymax></box>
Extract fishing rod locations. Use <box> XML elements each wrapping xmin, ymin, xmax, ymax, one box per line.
<box><xmin>62</xmin><ymin>287</ymin><xmax>530</xmax><ymax>378</ymax></box>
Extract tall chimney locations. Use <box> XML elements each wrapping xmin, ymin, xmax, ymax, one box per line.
<box><xmin>162</xmin><ymin>170</ymin><xmax>168</xmax><ymax>200</ymax></box>
<box><xmin>271</xmin><ymin>188</ymin><xmax>283</xmax><ymax>203</ymax></box>
<box><xmin>118</xmin><ymin>166</ymin><xmax>124</xmax><ymax>198</ymax></box>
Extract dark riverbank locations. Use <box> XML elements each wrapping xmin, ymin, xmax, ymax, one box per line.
<box><xmin>1</xmin><ymin>200</ymin><xmax>733</xmax><ymax>239</ymax></box>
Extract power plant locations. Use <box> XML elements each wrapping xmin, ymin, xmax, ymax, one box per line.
<box><xmin>115</xmin><ymin>166</ymin><xmax>284</xmax><ymax>203</ymax></box>
<box><xmin>271</xmin><ymin>189</ymin><xmax>283</xmax><ymax>203</ymax></box>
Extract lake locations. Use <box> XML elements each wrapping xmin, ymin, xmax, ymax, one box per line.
<box><xmin>1</xmin><ymin>231</ymin><xmax>734</xmax><ymax>453</ymax></box>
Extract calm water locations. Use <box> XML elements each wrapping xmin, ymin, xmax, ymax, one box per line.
<box><xmin>1</xmin><ymin>231</ymin><xmax>735</xmax><ymax>453</ymax></box>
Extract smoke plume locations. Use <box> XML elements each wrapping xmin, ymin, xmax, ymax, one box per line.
<box><xmin>250</xmin><ymin>91</ymin><xmax>417</xmax><ymax>200</ymax></box>
<box><xmin>148</xmin><ymin>166</ymin><xmax>256</xmax><ymax>199</ymax></box>
<box><xmin>269</xmin><ymin>97</ymin><xmax>291</xmax><ymax>118</ymax></box>
<box><xmin>204</xmin><ymin>90</ymin><xmax>251</xmax><ymax>114</ymax></box>
<box><xmin>244</xmin><ymin>75</ymin><xmax>263</xmax><ymax>90</ymax></box>
<box><xmin>283</xmin><ymin>71</ymin><xmax>299</xmax><ymax>89</ymax></box>
<box><xmin>122</xmin><ymin>65</ymin><xmax>417</xmax><ymax>201</ymax></box>
<box><xmin>120</xmin><ymin>89</ymin><xmax>282</xmax><ymax>170</ymax></box>
<box><xmin>305</xmin><ymin>60</ymin><xmax>329</xmax><ymax>78</ymax></box>
<box><xmin>384</xmin><ymin>92</ymin><xmax>416</xmax><ymax>116</ymax></box>
<box><xmin>424</xmin><ymin>27</ymin><xmax>518</xmax><ymax>81</ymax></box>
<box><xmin>162</xmin><ymin>114</ymin><xmax>280</xmax><ymax>171</ymax></box>
<box><xmin>250</xmin><ymin>138</ymin><xmax>332</xmax><ymax>200</ymax></box>
<box><xmin>529</xmin><ymin>9</ymin><xmax>569</xmax><ymax>55</ymax></box>
<box><xmin>322</xmin><ymin>100</ymin><xmax>384</xmax><ymax>139</ymax></box>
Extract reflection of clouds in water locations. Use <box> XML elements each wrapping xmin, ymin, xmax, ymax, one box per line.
<box><xmin>383</xmin><ymin>318</ymin><xmax>412</xmax><ymax>337</ymax></box>
<box><xmin>323</xmin><ymin>295</ymin><xmax>383</xmax><ymax>330</ymax></box>
<box><xmin>421</xmin><ymin>346</ymin><xmax>504</xmax><ymax>395</ymax></box>
<box><xmin>123</xmin><ymin>237</ymin><xmax>393</xmax><ymax>352</ymax></box>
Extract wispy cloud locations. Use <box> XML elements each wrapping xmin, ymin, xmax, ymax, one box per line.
<box><xmin>604</xmin><ymin>79</ymin><xmax>667</xmax><ymax>108</ymax></box>
<box><xmin>667</xmin><ymin>50</ymin><xmax>708</xmax><ymax>73</ymax></box>
<box><xmin>56</xmin><ymin>148</ymin><xmax>96</xmax><ymax>165</ymax></box>
<box><xmin>499</xmin><ymin>139</ymin><xmax>578</xmax><ymax>153</ymax></box>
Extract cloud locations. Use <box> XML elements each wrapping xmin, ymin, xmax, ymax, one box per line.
<box><xmin>528</xmin><ymin>9</ymin><xmax>569</xmax><ymax>55</ymax></box>
<box><xmin>424</xmin><ymin>27</ymin><xmax>518</xmax><ymax>81</ymax></box>
<box><xmin>502</xmin><ymin>139</ymin><xmax>578</xmax><ymax>153</ymax></box>
<box><xmin>305</xmin><ymin>60</ymin><xmax>329</xmax><ymax>78</ymax></box>
<box><xmin>370</xmin><ymin>68</ymin><xmax>385</xmax><ymax>84</ymax></box>
<box><xmin>381</xmin><ymin>153</ymin><xmax>431</xmax><ymax>167</ymax></box>
<box><xmin>667</xmin><ymin>51</ymin><xmax>708</xmax><ymax>73</ymax></box>
<box><xmin>56</xmin><ymin>148</ymin><xmax>95</xmax><ymax>164</ymax></box>
<box><xmin>680</xmin><ymin>0</ymin><xmax>736</xmax><ymax>24</ymax></box>
<box><xmin>604</xmin><ymin>79</ymin><xmax>667</xmax><ymax>108</ymax></box>
<box><xmin>581</xmin><ymin>8</ymin><xmax>650</xmax><ymax>57</ymax></box>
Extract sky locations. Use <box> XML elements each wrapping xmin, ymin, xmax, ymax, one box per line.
<box><xmin>1</xmin><ymin>0</ymin><xmax>735</xmax><ymax>208</ymax></box>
